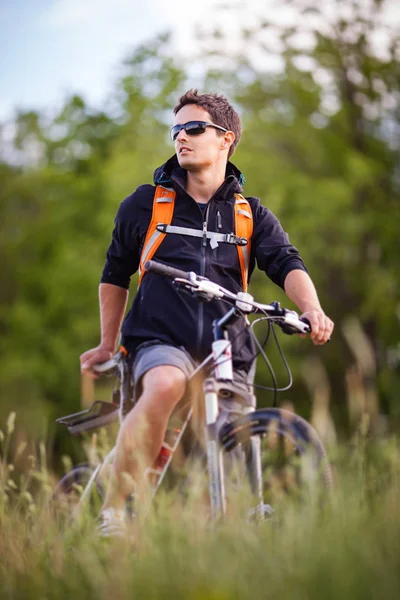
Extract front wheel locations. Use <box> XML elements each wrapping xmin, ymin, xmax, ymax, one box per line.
<box><xmin>220</xmin><ymin>408</ymin><xmax>333</xmax><ymax>509</ymax></box>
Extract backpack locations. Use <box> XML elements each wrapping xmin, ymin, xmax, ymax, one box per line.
<box><xmin>138</xmin><ymin>185</ymin><xmax>253</xmax><ymax>291</ymax></box>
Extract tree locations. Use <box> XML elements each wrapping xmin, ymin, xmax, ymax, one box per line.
<box><xmin>195</xmin><ymin>0</ymin><xmax>400</xmax><ymax>426</ymax></box>
<box><xmin>0</xmin><ymin>33</ymin><xmax>187</xmax><ymax>460</ymax></box>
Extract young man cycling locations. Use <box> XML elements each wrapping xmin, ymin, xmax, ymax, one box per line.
<box><xmin>80</xmin><ymin>89</ymin><xmax>334</xmax><ymax>535</ymax></box>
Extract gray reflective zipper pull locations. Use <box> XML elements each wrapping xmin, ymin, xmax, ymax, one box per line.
<box><xmin>217</xmin><ymin>211</ymin><xmax>222</xmax><ymax>229</ymax></box>
<box><xmin>202</xmin><ymin>221</ymin><xmax>208</xmax><ymax>247</ymax></box>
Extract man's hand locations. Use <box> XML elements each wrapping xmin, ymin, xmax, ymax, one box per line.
<box><xmin>283</xmin><ymin>270</ymin><xmax>334</xmax><ymax>345</ymax></box>
<box><xmin>80</xmin><ymin>345</ymin><xmax>114</xmax><ymax>379</ymax></box>
<box><xmin>300</xmin><ymin>309</ymin><xmax>334</xmax><ymax>345</ymax></box>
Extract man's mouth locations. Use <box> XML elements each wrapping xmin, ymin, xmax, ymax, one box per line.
<box><xmin>179</xmin><ymin>147</ymin><xmax>192</xmax><ymax>155</ymax></box>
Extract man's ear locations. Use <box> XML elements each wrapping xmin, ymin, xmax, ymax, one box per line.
<box><xmin>221</xmin><ymin>131</ymin><xmax>235</xmax><ymax>151</ymax></box>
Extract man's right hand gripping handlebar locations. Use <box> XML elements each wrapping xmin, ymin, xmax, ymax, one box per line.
<box><xmin>81</xmin><ymin>345</ymin><xmax>129</xmax><ymax>378</ymax></box>
<box><xmin>79</xmin><ymin>260</ymin><xmax>184</xmax><ymax>379</ymax></box>
<box><xmin>80</xmin><ymin>346</ymin><xmax>116</xmax><ymax>379</ymax></box>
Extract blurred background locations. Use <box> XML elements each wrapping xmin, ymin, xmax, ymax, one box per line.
<box><xmin>0</xmin><ymin>0</ymin><xmax>399</xmax><ymax>467</ymax></box>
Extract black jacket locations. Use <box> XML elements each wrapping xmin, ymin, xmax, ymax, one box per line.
<box><xmin>101</xmin><ymin>156</ymin><xmax>307</xmax><ymax>372</ymax></box>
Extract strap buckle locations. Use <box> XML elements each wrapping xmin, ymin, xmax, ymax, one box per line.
<box><xmin>224</xmin><ymin>233</ymin><xmax>248</xmax><ymax>246</ymax></box>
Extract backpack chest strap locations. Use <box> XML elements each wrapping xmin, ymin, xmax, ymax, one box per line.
<box><xmin>156</xmin><ymin>224</ymin><xmax>248</xmax><ymax>248</ymax></box>
<box><xmin>138</xmin><ymin>185</ymin><xmax>253</xmax><ymax>290</ymax></box>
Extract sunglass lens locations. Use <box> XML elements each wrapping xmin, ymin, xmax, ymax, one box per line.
<box><xmin>171</xmin><ymin>121</ymin><xmax>208</xmax><ymax>141</ymax></box>
<box><xmin>171</xmin><ymin>126</ymin><xmax>180</xmax><ymax>141</ymax></box>
<box><xmin>185</xmin><ymin>121</ymin><xmax>206</xmax><ymax>136</ymax></box>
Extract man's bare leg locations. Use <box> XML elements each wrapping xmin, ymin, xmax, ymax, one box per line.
<box><xmin>101</xmin><ymin>365</ymin><xmax>186</xmax><ymax>511</ymax></box>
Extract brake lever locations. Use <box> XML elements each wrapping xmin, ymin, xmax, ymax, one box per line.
<box><xmin>275</xmin><ymin>321</ymin><xmax>300</xmax><ymax>336</ymax></box>
<box><xmin>172</xmin><ymin>279</ymin><xmax>209</xmax><ymax>301</ymax></box>
<box><xmin>173</xmin><ymin>279</ymin><xmax>198</xmax><ymax>294</ymax></box>
<box><xmin>275</xmin><ymin>313</ymin><xmax>312</xmax><ymax>336</ymax></box>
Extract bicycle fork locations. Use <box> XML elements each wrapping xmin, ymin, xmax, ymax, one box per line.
<box><xmin>204</xmin><ymin>376</ymin><xmax>266</xmax><ymax>522</ymax></box>
<box><xmin>204</xmin><ymin>377</ymin><xmax>227</xmax><ymax>520</ymax></box>
<box><xmin>204</xmin><ymin>311</ymin><xmax>237</xmax><ymax>520</ymax></box>
<box><xmin>205</xmin><ymin>308</ymin><xmax>266</xmax><ymax>521</ymax></box>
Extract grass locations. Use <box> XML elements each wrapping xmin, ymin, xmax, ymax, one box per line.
<box><xmin>1</xmin><ymin>413</ymin><xmax>400</xmax><ymax>599</ymax></box>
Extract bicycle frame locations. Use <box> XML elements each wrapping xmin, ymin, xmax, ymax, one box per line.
<box><xmin>57</xmin><ymin>261</ymin><xmax>316</xmax><ymax>522</ymax></box>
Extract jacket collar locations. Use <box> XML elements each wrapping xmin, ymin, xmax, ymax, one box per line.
<box><xmin>153</xmin><ymin>155</ymin><xmax>245</xmax><ymax>201</ymax></box>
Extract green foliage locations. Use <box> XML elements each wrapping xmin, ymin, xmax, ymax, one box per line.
<box><xmin>0</xmin><ymin>2</ymin><xmax>399</xmax><ymax>454</ymax></box>
<box><xmin>202</xmin><ymin>0</ymin><xmax>400</xmax><ymax>417</ymax></box>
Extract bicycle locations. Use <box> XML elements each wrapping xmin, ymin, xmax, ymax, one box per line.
<box><xmin>54</xmin><ymin>259</ymin><xmax>333</xmax><ymax>523</ymax></box>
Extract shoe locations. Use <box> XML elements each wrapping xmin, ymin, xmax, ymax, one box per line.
<box><xmin>247</xmin><ymin>503</ymin><xmax>275</xmax><ymax>521</ymax></box>
<box><xmin>96</xmin><ymin>507</ymin><xmax>128</xmax><ymax>538</ymax></box>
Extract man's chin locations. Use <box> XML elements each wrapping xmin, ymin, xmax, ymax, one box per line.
<box><xmin>177</xmin><ymin>155</ymin><xmax>200</xmax><ymax>171</ymax></box>
<box><xmin>178</xmin><ymin>154</ymin><xmax>196</xmax><ymax>169</ymax></box>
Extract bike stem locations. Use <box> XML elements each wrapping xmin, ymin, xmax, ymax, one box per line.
<box><xmin>212</xmin><ymin>307</ymin><xmax>240</xmax><ymax>340</ymax></box>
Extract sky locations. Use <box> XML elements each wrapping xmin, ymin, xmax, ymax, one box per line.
<box><xmin>0</xmin><ymin>0</ymin><xmax>223</xmax><ymax>120</ymax></box>
<box><xmin>0</xmin><ymin>0</ymin><xmax>399</xmax><ymax>122</ymax></box>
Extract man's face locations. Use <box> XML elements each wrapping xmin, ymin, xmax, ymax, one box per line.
<box><xmin>173</xmin><ymin>104</ymin><xmax>228</xmax><ymax>171</ymax></box>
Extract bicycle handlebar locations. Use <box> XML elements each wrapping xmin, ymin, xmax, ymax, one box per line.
<box><xmin>144</xmin><ymin>260</ymin><xmax>311</xmax><ymax>335</ymax></box>
<box><xmin>92</xmin><ymin>349</ymin><xmax>126</xmax><ymax>374</ymax></box>
<box><xmin>144</xmin><ymin>260</ymin><xmax>192</xmax><ymax>282</ymax></box>
<box><xmin>91</xmin><ymin>260</ymin><xmax>311</xmax><ymax>375</ymax></box>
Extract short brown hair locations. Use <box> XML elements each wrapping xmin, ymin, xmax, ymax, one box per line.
<box><xmin>173</xmin><ymin>89</ymin><xmax>242</xmax><ymax>159</ymax></box>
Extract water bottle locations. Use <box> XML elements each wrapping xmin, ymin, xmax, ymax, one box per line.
<box><xmin>145</xmin><ymin>427</ymin><xmax>181</xmax><ymax>486</ymax></box>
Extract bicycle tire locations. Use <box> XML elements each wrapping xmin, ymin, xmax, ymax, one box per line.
<box><xmin>220</xmin><ymin>408</ymin><xmax>333</xmax><ymax>495</ymax></box>
<box><xmin>52</xmin><ymin>464</ymin><xmax>104</xmax><ymax>521</ymax></box>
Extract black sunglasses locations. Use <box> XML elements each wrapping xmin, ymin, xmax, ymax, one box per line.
<box><xmin>170</xmin><ymin>120</ymin><xmax>228</xmax><ymax>141</ymax></box>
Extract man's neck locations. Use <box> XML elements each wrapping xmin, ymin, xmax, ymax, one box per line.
<box><xmin>186</xmin><ymin>165</ymin><xmax>226</xmax><ymax>204</ymax></box>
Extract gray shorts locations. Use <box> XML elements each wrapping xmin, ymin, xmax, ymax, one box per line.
<box><xmin>131</xmin><ymin>342</ymin><xmax>255</xmax><ymax>404</ymax></box>
<box><xmin>132</xmin><ymin>342</ymin><xmax>196</xmax><ymax>394</ymax></box>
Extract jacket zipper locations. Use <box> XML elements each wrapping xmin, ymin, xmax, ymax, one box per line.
<box><xmin>168</xmin><ymin>173</ymin><xmax>230</xmax><ymax>356</ymax></box>
<box><xmin>197</xmin><ymin>202</ymin><xmax>211</xmax><ymax>356</ymax></box>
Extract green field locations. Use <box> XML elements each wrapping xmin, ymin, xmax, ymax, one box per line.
<box><xmin>1</xmin><ymin>413</ymin><xmax>400</xmax><ymax>600</ymax></box>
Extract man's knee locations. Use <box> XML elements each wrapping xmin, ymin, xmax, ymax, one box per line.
<box><xmin>141</xmin><ymin>365</ymin><xmax>187</xmax><ymax>405</ymax></box>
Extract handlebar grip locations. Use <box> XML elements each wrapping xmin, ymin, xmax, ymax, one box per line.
<box><xmin>92</xmin><ymin>347</ymin><xmax>127</xmax><ymax>373</ymax></box>
<box><xmin>144</xmin><ymin>260</ymin><xmax>192</xmax><ymax>281</ymax></box>
<box><xmin>300</xmin><ymin>316</ymin><xmax>331</xmax><ymax>342</ymax></box>
<box><xmin>92</xmin><ymin>357</ymin><xmax>119</xmax><ymax>373</ymax></box>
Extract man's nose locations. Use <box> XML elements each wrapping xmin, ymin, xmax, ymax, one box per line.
<box><xmin>176</xmin><ymin>127</ymin><xmax>188</xmax><ymax>141</ymax></box>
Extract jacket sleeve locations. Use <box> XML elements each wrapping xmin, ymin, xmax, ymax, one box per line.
<box><xmin>100</xmin><ymin>191</ymin><xmax>142</xmax><ymax>290</ymax></box>
<box><xmin>250</xmin><ymin>197</ymin><xmax>308</xmax><ymax>289</ymax></box>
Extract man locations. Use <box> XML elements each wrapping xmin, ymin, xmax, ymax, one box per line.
<box><xmin>80</xmin><ymin>89</ymin><xmax>334</xmax><ymax>534</ymax></box>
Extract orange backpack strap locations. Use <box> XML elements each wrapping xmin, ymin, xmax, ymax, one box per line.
<box><xmin>234</xmin><ymin>194</ymin><xmax>253</xmax><ymax>292</ymax></box>
<box><xmin>138</xmin><ymin>185</ymin><xmax>176</xmax><ymax>285</ymax></box>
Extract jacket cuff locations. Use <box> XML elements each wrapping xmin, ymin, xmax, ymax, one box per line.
<box><xmin>278</xmin><ymin>262</ymin><xmax>308</xmax><ymax>289</ymax></box>
<box><xmin>100</xmin><ymin>271</ymin><xmax>131</xmax><ymax>290</ymax></box>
